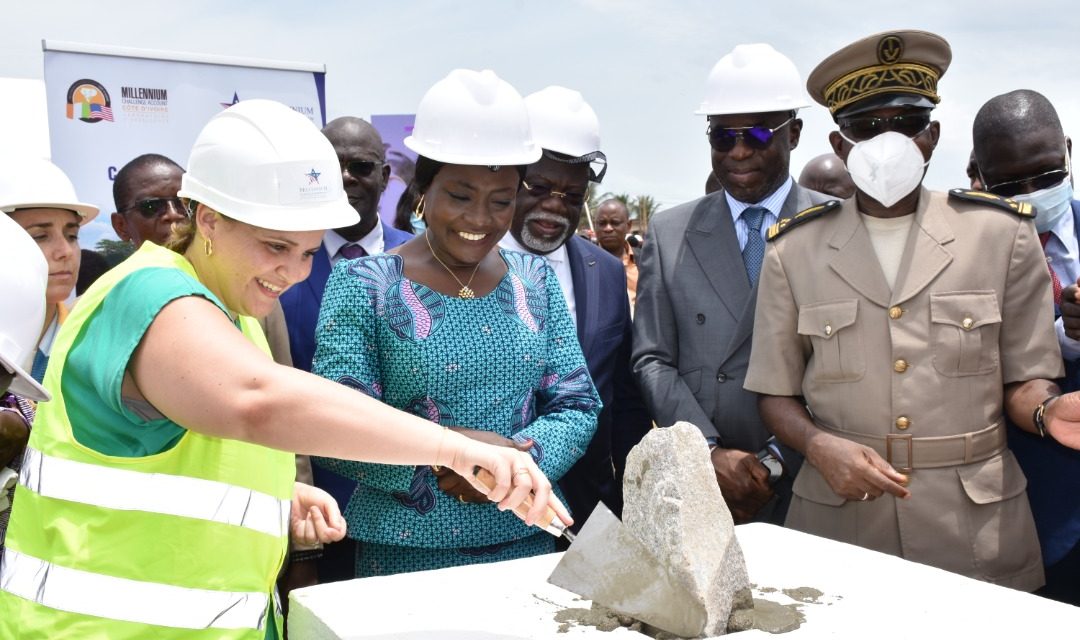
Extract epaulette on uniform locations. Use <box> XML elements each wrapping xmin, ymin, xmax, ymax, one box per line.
<box><xmin>948</xmin><ymin>188</ymin><xmax>1035</xmax><ymax>218</ymax></box>
<box><xmin>767</xmin><ymin>200</ymin><xmax>842</xmax><ymax>241</ymax></box>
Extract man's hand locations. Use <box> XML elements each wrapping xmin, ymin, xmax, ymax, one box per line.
<box><xmin>804</xmin><ymin>432</ymin><xmax>910</xmax><ymax>501</ymax></box>
<box><xmin>710</xmin><ymin>447</ymin><xmax>774</xmax><ymax>523</ymax></box>
<box><xmin>1061</xmin><ymin>282</ymin><xmax>1080</xmax><ymax>341</ymax></box>
<box><xmin>1044</xmin><ymin>392</ymin><xmax>1080</xmax><ymax>449</ymax></box>
<box><xmin>434</xmin><ymin>428</ymin><xmax>534</xmax><ymax>503</ymax></box>
<box><xmin>0</xmin><ymin>409</ymin><xmax>30</xmax><ymax>467</ymax></box>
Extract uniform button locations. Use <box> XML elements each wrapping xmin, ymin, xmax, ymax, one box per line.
<box><xmin>961</xmin><ymin>317</ymin><xmax>974</xmax><ymax>330</ymax></box>
<box><xmin>717</xmin><ymin>372</ymin><xmax>728</xmax><ymax>383</ymax></box>
<box><xmin>696</xmin><ymin>314</ymin><xmax>706</xmax><ymax>324</ymax></box>
<box><xmin>894</xmin><ymin>359</ymin><xmax>909</xmax><ymax>373</ymax></box>
<box><xmin>824</xmin><ymin>323</ymin><xmax>833</xmax><ymax>336</ymax></box>
<box><xmin>889</xmin><ymin>306</ymin><xmax>903</xmax><ymax>320</ymax></box>
<box><xmin>896</xmin><ymin>416</ymin><xmax>911</xmax><ymax>430</ymax></box>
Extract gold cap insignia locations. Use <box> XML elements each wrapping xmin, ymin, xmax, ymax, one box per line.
<box><xmin>877</xmin><ymin>35</ymin><xmax>904</xmax><ymax>64</ymax></box>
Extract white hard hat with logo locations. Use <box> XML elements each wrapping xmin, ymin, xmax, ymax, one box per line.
<box><xmin>524</xmin><ymin>86</ymin><xmax>608</xmax><ymax>183</ymax></box>
<box><xmin>0</xmin><ymin>157</ymin><xmax>99</xmax><ymax>224</ymax></box>
<box><xmin>178</xmin><ymin>99</ymin><xmax>358</xmax><ymax>231</ymax></box>
<box><xmin>696</xmin><ymin>43</ymin><xmax>811</xmax><ymax>116</ymax></box>
<box><xmin>0</xmin><ymin>213</ymin><xmax>50</xmax><ymax>401</ymax></box>
<box><xmin>405</xmin><ymin>69</ymin><xmax>540</xmax><ymax>166</ymax></box>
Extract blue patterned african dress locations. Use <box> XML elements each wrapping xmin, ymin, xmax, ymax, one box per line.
<box><xmin>312</xmin><ymin>249</ymin><xmax>600</xmax><ymax>577</ymax></box>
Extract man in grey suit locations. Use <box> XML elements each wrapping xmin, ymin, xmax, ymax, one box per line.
<box><xmin>633</xmin><ymin>43</ymin><xmax>831</xmax><ymax>524</ymax></box>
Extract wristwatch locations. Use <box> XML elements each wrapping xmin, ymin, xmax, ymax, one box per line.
<box><xmin>1032</xmin><ymin>395</ymin><xmax>1060</xmax><ymax>439</ymax></box>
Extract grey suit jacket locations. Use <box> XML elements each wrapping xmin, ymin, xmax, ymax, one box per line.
<box><xmin>632</xmin><ymin>183</ymin><xmax>829</xmax><ymax>452</ymax></box>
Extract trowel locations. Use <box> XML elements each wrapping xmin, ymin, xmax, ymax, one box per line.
<box><xmin>547</xmin><ymin>503</ymin><xmax>708</xmax><ymax>638</ymax></box>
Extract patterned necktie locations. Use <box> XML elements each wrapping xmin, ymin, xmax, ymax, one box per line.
<box><xmin>338</xmin><ymin>243</ymin><xmax>368</xmax><ymax>260</ymax></box>
<box><xmin>1039</xmin><ymin>232</ymin><xmax>1063</xmax><ymax>306</ymax></box>
<box><xmin>741</xmin><ymin>206</ymin><xmax>769</xmax><ymax>284</ymax></box>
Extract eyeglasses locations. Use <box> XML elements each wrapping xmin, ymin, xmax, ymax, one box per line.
<box><xmin>124</xmin><ymin>197</ymin><xmax>184</xmax><ymax>219</ymax></box>
<box><xmin>707</xmin><ymin>117</ymin><xmax>793</xmax><ymax>152</ymax></box>
<box><xmin>341</xmin><ymin>160</ymin><xmax>385</xmax><ymax>178</ymax></box>
<box><xmin>982</xmin><ymin>166</ymin><xmax>1070</xmax><ymax>198</ymax></box>
<box><xmin>837</xmin><ymin>113</ymin><xmax>932</xmax><ymax>142</ymax></box>
<box><xmin>521</xmin><ymin>180</ymin><xmax>586</xmax><ymax>207</ymax></box>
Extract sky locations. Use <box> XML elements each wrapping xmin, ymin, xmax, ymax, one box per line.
<box><xmin>2</xmin><ymin>1</ymin><xmax>1079</xmax><ymax>247</ymax></box>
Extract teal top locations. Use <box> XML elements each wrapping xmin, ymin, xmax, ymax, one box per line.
<box><xmin>62</xmin><ymin>264</ymin><xmax>227</xmax><ymax>457</ymax></box>
<box><xmin>312</xmin><ymin>250</ymin><xmax>600</xmax><ymax>549</ymax></box>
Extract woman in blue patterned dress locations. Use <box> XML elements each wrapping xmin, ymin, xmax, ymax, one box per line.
<box><xmin>313</xmin><ymin>70</ymin><xmax>600</xmax><ymax>577</ymax></box>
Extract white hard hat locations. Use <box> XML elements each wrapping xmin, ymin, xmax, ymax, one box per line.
<box><xmin>696</xmin><ymin>43</ymin><xmax>811</xmax><ymax>116</ymax></box>
<box><xmin>405</xmin><ymin>69</ymin><xmax>541</xmax><ymax>166</ymax></box>
<box><xmin>0</xmin><ymin>213</ymin><xmax>50</xmax><ymax>402</ymax></box>
<box><xmin>178</xmin><ymin>99</ymin><xmax>358</xmax><ymax>232</ymax></box>
<box><xmin>0</xmin><ymin>157</ymin><xmax>99</xmax><ymax>224</ymax></box>
<box><xmin>524</xmin><ymin>86</ymin><xmax>607</xmax><ymax>183</ymax></box>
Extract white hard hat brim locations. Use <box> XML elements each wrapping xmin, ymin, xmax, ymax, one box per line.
<box><xmin>1</xmin><ymin>201</ymin><xmax>100</xmax><ymax>225</ymax></box>
<box><xmin>177</xmin><ymin>183</ymin><xmax>359</xmax><ymax>232</ymax></box>
<box><xmin>693</xmin><ymin>101</ymin><xmax>811</xmax><ymax>116</ymax></box>
<box><xmin>1</xmin><ymin>354</ymin><xmax>50</xmax><ymax>402</ymax></box>
<box><xmin>403</xmin><ymin>136</ymin><xmax>541</xmax><ymax>167</ymax></box>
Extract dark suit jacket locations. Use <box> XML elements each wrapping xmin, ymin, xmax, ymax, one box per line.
<box><xmin>280</xmin><ymin>223</ymin><xmax>413</xmax><ymax>520</ymax></box>
<box><xmin>281</xmin><ymin>223</ymin><xmax>413</xmax><ymax>373</ymax></box>
<box><xmin>1008</xmin><ymin>199</ymin><xmax>1080</xmax><ymax>567</ymax></box>
<box><xmin>558</xmin><ymin>235</ymin><xmax>652</xmax><ymax>524</ymax></box>
<box><xmin>631</xmin><ymin>184</ymin><xmax>828</xmax><ymax>522</ymax></box>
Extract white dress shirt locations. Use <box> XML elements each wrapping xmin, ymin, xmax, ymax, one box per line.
<box><xmin>725</xmin><ymin>176</ymin><xmax>793</xmax><ymax>251</ymax></box>
<box><xmin>323</xmin><ymin>223</ymin><xmax>386</xmax><ymax>266</ymax></box>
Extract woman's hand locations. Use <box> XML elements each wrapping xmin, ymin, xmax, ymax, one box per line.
<box><xmin>434</xmin><ymin>427</ymin><xmax>534</xmax><ymax>503</ymax></box>
<box><xmin>443</xmin><ymin>432</ymin><xmax>572</xmax><ymax>529</ymax></box>
<box><xmin>291</xmin><ymin>482</ymin><xmax>347</xmax><ymax>546</ymax></box>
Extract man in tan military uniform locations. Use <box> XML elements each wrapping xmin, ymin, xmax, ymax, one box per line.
<box><xmin>745</xmin><ymin>29</ymin><xmax>1080</xmax><ymax>592</ymax></box>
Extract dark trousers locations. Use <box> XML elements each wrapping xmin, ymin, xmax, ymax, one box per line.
<box><xmin>1038</xmin><ymin>540</ymin><xmax>1080</xmax><ymax>606</ymax></box>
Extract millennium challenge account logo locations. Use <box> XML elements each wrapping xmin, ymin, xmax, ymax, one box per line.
<box><xmin>120</xmin><ymin>84</ymin><xmax>169</xmax><ymax>124</ymax></box>
<box><xmin>65</xmin><ymin>79</ymin><xmax>113</xmax><ymax>123</ymax></box>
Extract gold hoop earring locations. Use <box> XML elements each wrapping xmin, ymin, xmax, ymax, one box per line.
<box><xmin>414</xmin><ymin>194</ymin><xmax>426</xmax><ymax>220</ymax></box>
<box><xmin>204</xmin><ymin>237</ymin><xmax>213</xmax><ymax>257</ymax></box>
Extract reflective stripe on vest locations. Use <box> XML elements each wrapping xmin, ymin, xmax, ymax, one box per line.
<box><xmin>0</xmin><ymin>244</ymin><xmax>293</xmax><ymax>638</ymax></box>
<box><xmin>1</xmin><ymin>549</ymin><xmax>271</xmax><ymax>631</ymax></box>
<box><xmin>20</xmin><ymin>447</ymin><xmax>290</xmax><ymax>538</ymax></box>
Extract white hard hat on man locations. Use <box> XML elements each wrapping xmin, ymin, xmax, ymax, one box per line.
<box><xmin>697</xmin><ymin>43</ymin><xmax>811</xmax><ymax>116</ymax></box>
<box><xmin>525</xmin><ymin>86</ymin><xmax>607</xmax><ymax>183</ymax></box>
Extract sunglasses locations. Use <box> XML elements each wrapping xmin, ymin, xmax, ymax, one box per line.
<box><xmin>982</xmin><ymin>166</ymin><xmax>1070</xmax><ymax>198</ymax></box>
<box><xmin>125</xmin><ymin>197</ymin><xmax>184</xmax><ymax>219</ymax></box>
<box><xmin>838</xmin><ymin>113</ymin><xmax>932</xmax><ymax>142</ymax></box>
<box><xmin>341</xmin><ymin>160</ymin><xmax>385</xmax><ymax>178</ymax></box>
<box><xmin>520</xmin><ymin>180</ymin><xmax>586</xmax><ymax>208</ymax></box>
<box><xmin>707</xmin><ymin>117</ymin><xmax>794</xmax><ymax>152</ymax></box>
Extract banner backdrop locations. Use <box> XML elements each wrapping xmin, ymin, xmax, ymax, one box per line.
<box><xmin>371</xmin><ymin>114</ymin><xmax>416</xmax><ymax>230</ymax></box>
<box><xmin>43</xmin><ymin>41</ymin><xmax>326</xmax><ymax>246</ymax></box>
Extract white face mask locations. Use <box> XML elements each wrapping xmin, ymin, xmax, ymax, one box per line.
<box><xmin>840</xmin><ymin>130</ymin><xmax>929</xmax><ymax>208</ymax></box>
<box><xmin>1013</xmin><ymin>178</ymin><xmax>1074</xmax><ymax>234</ymax></box>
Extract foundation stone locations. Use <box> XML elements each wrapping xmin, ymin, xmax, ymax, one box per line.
<box><xmin>621</xmin><ymin>421</ymin><xmax>752</xmax><ymax>636</ymax></box>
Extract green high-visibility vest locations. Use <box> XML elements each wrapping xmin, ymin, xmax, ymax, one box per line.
<box><xmin>0</xmin><ymin>244</ymin><xmax>294</xmax><ymax>639</ymax></box>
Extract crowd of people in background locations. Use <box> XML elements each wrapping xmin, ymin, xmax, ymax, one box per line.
<box><xmin>2</xmin><ymin>26</ymin><xmax>1080</xmax><ymax>638</ymax></box>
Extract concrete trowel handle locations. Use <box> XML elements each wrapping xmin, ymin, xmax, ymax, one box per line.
<box><xmin>473</xmin><ymin>467</ymin><xmax>568</xmax><ymax>538</ymax></box>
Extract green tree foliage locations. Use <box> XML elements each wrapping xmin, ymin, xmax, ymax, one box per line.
<box><xmin>95</xmin><ymin>239</ymin><xmax>135</xmax><ymax>266</ymax></box>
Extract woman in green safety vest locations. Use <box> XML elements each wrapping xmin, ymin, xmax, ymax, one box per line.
<box><xmin>0</xmin><ymin>99</ymin><xmax>569</xmax><ymax>640</ymax></box>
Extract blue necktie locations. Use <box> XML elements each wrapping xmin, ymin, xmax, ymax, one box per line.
<box><xmin>338</xmin><ymin>243</ymin><xmax>367</xmax><ymax>260</ymax></box>
<box><xmin>741</xmin><ymin>206</ymin><xmax>768</xmax><ymax>284</ymax></box>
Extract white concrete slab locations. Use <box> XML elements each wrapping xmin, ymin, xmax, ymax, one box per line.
<box><xmin>289</xmin><ymin>523</ymin><xmax>1079</xmax><ymax>638</ymax></box>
